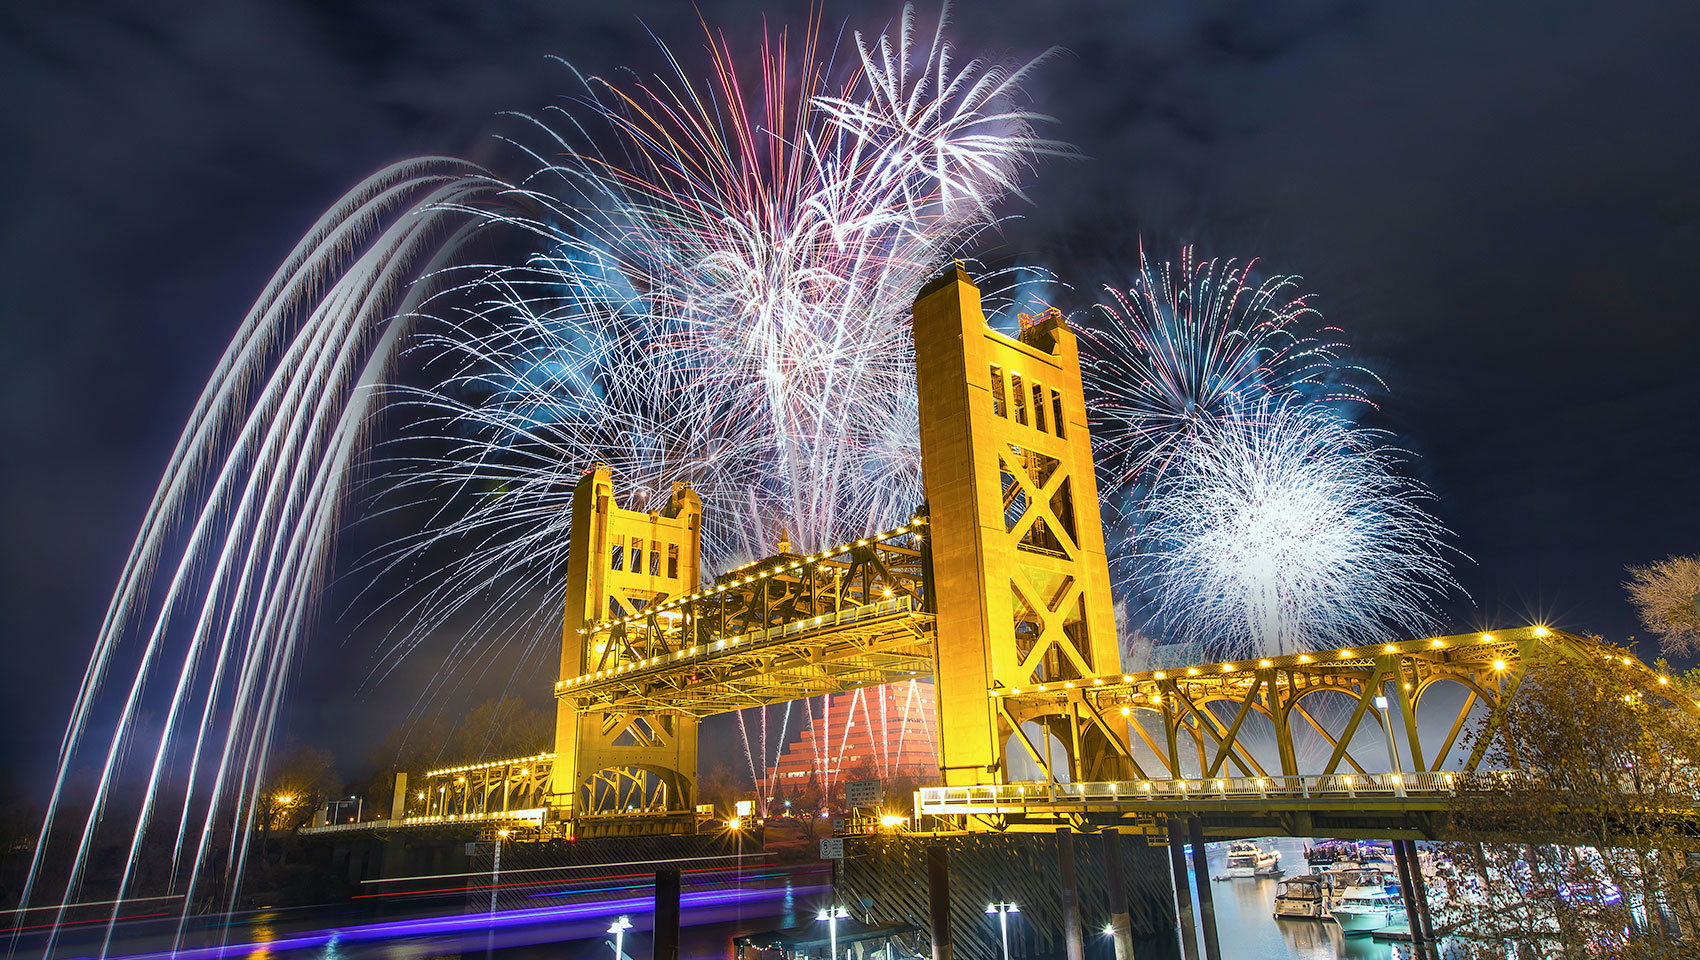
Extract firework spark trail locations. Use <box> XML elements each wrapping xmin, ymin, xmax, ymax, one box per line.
<box><xmin>1080</xmin><ymin>245</ymin><xmax>1379</xmax><ymax>492</ymax></box>
<box><xmin>1136</xmin><ymin>400</ymin><xmax>1461</xmax><ymax>660</ymax></box>
<box><xmin>38</xmin><ymin>8</ymin><xmax>1059</xmax><ymax>945</ymax></box>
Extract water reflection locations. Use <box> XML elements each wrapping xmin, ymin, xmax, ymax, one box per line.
<box><xmin>1189</xmin><ymin>837</ymin><xmax>1415</xmax><ymax>960</ymax></box>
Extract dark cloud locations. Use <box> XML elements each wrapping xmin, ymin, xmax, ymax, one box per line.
<box><xmin>2</xmin><ymin>0</ymin><xmax>1696</xmax><ymax>787</ymax></box>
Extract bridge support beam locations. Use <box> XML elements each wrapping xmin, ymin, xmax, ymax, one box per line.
<box><xmin>1166</xmin><ymin>818</ymin><xmax>1199</xmax><ymax>960</ymax></box>
<box><xmin>927</xmin><ymin>844</ymin><xmax>953</xmax><ymax>960</ymax></box>
<box><xmin>1057</xmin><ymin>828</ymin><xmax>1084</xmax><ymax>960</ymax></box>
<box><xmin>1187</xmin><ymin>817</ymin><xmax>1221</xmax><ymax>960</ymax></box>
<box><xmin>1102</xmin><ymin>828</ymin><xmax>1136</xmax><ymax>960</ymax></box>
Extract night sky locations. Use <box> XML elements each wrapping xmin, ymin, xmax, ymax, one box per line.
<box><xmin>2</xmin><ymin>1</ymin><xmax>1697</xmax><ymax>792</ymax></box>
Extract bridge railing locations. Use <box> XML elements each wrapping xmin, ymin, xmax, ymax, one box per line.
<box><xmin>918</xmin><ymin>772</ymin><xmax>1468</xmax><ymax>812</ymax></box>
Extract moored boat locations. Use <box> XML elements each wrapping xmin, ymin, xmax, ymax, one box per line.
<box><xmin>1273</xmin><ymin>874</ymin><xmax>1327</xmax><ymax>919</ymax></box>
<box><xmin>1327</xmin><ymin>886</ymin><xmax>1406</xmax><ymax>934</ymax></box>
<box><xmin>1226</xmin><ymin>840</ymin><xmax>1282</xmax><ymax>877</ymax></box>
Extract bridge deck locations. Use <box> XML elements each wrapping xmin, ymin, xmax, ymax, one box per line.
<box><xmin>558</xmin><ymin>596</ymin><xmax>935</xmax><ymax>716</ymax></box>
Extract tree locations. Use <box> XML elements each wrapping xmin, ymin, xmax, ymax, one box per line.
<box><xmin>259</xmin><ymin>744</ymin><xmax>339</xmax><ymax>831</ymax></box>
<box><xmin>1627</xmin><ymin>556</ymin><xmax>1700</xmax><ymax>655</ymax></box>
<box><xmin>1441</xmin><ymin>647</ymin><xmax>1700</xmax><ymax>958</ymax></box>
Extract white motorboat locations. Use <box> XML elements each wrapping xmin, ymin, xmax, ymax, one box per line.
<box><xmin>1272</xmin><ymin>874</ymin><xmax>1327</xmax><ymax>919</ymax></box>
<box><xmin>1225</xmin><ymin>840</ymin><xmax>1282</xmax><ymax>877</ymax></box>
<box><xmin>1327</xmin><ymin>886</ymin><xmax>1406</xmax><ymax>934</ymax></box>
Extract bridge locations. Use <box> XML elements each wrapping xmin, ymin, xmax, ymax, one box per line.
<box><xmin>356</xmin><ymin>265</ymin><xmax>1685</xmax><ymax>843</ymax></box>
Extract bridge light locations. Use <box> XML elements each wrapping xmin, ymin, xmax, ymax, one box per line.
<box><xmin>1481</xmin><ymin>633</ymin><xmax>1494</xmax><ymax>643</ymax></box>
<box><xmin>1186</xmin><ymin>668</ymin><xmax>1199</xmax><ymax>676</ymax></box>
<box><xmin>1035</xmin><ymin>684</ymin><xmax>1047</xmax><ymax>691</ymax></box>
<box><xmin>1119</xmin><ymin>706</ymin><xmax>1131</xmax><ymax>716</ymax></box>
<box><xmin>990</xmin><ymin>690</ymin><xmax>1000</xmax><ymax>697</ymax></box>
<box><xmin>1122</xmin><ymin>674</ymin><xmax>1133</xmax><ymax>682</ymax></box>
<box><xmin>1383</xmin><ymin>644</ymin><xmax>1397</xmax><ymax>653</ymax></box>
<box><xmin>1140</xmin><ymin>781</ymin><xmax>1152</xmax><ymax>791</ymax></box>
<box><xmin>1492</xmin><ymin>660</ymin><xmax>1507</xmax><ymax>671</ymax></box>
<box><xmin>1011</xmin><ymin>688</ymin><xmax>1022</xmax><ymax>694</ymax></box>
<box><xmin>1432</xmin><ymin>639</ymin><xmax>1445</xmax><ymax>648</ymax></box>
<box><xmin>1092</xmin><ymin>678</ymin><xmax>1103</xmax><ymax>685</ymax></box>
<box><xmin>1259</xmin><ymin>659</ymin><xmax>1272</xmax><ymax>667</ymax></box>
<box><xmin>1622</xmin><ymin>657</ymin><xmax>1632</xmax><ymax>666</ymax></box>
<box><xmin>1063</xmin><ymin>681</ymin><xmax>1074</xmax><ymax>688</ymax></box>
<box><xmin>1153</xmin><ymin>671</ymin><xmax>1166</xmax><ymax>680</ymax></box>
<box><xmin>1221</xmin><ymin>664</ymin><xmax>1235</xmax><ymax>672</ymax></box>
<box><xmin>1660</xmin><ymin>676</ymin><xmax>1670</xmax><ymax>685</ymax></box>
<box><xmin>1298</xmin><ymin>655</ymin><xmax>1312</xmax><ymax>663</ymax></box>
<box><xmin>1533</xmin><ymin>625</ymin><xmax>1551</xmax><ymax>637</ymax></box>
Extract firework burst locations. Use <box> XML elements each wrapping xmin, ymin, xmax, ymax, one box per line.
<box><xmin>1135</xmin><ymin>400</ymin><xmax>1461</xmax><ymax>659</ymax></box>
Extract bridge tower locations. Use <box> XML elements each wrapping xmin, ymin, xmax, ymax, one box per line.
<box><xmin>914</xmin><ymin>268</ymin><xmax>1129</xmax><ymax>787</ymax></box>
<box><xmin>552</xmin><ymin>466</ymin><xmax>702</xmax><ymax>834</ymax></box>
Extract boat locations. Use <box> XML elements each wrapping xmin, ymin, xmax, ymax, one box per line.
<box><xmin>1273</xmin><ymin>874</ymin><xmax>1327</xmax><ymax>919</ymax></box>
<box><xmin>1225</xmin><ymin>840</ymin><xmax>1282</xmax><ymax>877</ymax></box>
<box><xmin>1325</xmin><ymin>874</ymin><xmax>1406</xmax><ymax>935</ymax></box>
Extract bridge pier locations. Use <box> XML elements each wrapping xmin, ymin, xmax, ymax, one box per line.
<box><xmin>1164</xmin><ymin>819</ymin><xmax>1198</xmax><ymax>960</ymax></box>
<box><xmin>1100</xmin><ymin>828</ymin><xmax>1135</xmax><ymax>960</ymax></box>
<box><xmin>1185</xmin><ymin>818</ymin><xmax>1222</xmax><ymax>960</ymax></box>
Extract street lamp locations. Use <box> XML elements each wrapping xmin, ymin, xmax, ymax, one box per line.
<box><xmin>608</xmin><ymin>914</ymin><xmax>632</xmax><ymax>960</ymax></box>
<box><xmin>1374</xmin><ymin>694</ymin><xmax>1405</xmax><ymax>797</ymax></box>
<box><xmin>984</xmin><ymin>902</ymin><xmax>1018</xmax><ymax>960</ymax></box>
<box><xmin>816</xmin><ymin>906</ymin><xmax>849</xmax><ymax>960</ymax></box>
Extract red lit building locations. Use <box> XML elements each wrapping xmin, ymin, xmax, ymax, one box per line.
<box><xmin>764</xmin><ymin>681</ymin><xmax>938</xmax><ymax>792</ymax></box>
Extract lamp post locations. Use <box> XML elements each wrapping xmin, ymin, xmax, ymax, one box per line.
<box><xmin>1374</xmin><ymin>694</ymin><xmax>1405</xmax><ymax>798</ymax></box>
<box><xmin>608</xmin><ymin>914</ymin><xmax>632</xmax><ymax>960</ymax></box>
<box><xmin>985</xmin><ymin>902</ymin><xmax>1018</xmax><ymax>960</ymax></box>
<box><xmin>817</xmin><ymin>906</ymin><xmax>849</xmax><ymax>960</ymax></box>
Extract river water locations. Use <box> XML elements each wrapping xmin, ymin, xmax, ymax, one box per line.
<box><xmin>1184</xmin><ymin>837</ymin><xmax>1415</xmax><ymax>960</ymax></box>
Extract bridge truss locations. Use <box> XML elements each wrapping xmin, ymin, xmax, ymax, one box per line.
<box><xmin>558</xmin><ymin>521</ymin><xmax>935</xmax><ymax>716</ymax></box>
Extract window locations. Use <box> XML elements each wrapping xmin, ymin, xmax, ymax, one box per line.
<box><xmin>650</xmin><ymin>547</ymin><xmax>661</xmax><ymax>576</ymax></box>
<box><xmin>630</xmin><ymin>540</ymin><xmax>644</xmax><ymax>576</ymax></box>
<box><xmin>667</xmin><ymin>543</ymin><xmax>680</xmax><ymax>579</ymax></box>
<box><xmin>1051</xmin><ymin>390</ymin><xmax>1066</xmax><ymax>438</ymax></box>
<box><xmin>990</xmin><ymin>365</ymin><xmax>1007</xmax><ymax>417</ymax></box>
<box><xmin>1011</xmin><ymin>373</ymin><xmax>1028</xmax><ymax>426</ymax></box>
<box><xmin>611</xmin><ymin>536</ymin><xmax>625</xmax><ymax>571</ymax></box>
<box><xmin>1031</xmin><ymin>381</ymin><xmax>1046</xmax><ymax>433</ymax></box>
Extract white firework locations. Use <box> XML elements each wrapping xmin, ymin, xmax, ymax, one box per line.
<box><xmin>1137</xmin><ymin>401</ymin><xmax>1461</xmax><ymax>659</ymax></box>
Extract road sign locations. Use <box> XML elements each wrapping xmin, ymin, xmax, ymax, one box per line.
<box><xmin>845</xmin><ymin>779</ymin><xmax>884</xmax><ymax>808</ymax></box>
<box><xmin>820</xmin><ymin>837</ymin><xmax>845</xmax><ymax>859</ymax></box>
<box><xmin>831</xmin><ymin>817</ymin><xmax>846</xmax><ymax>833</ymax></box>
